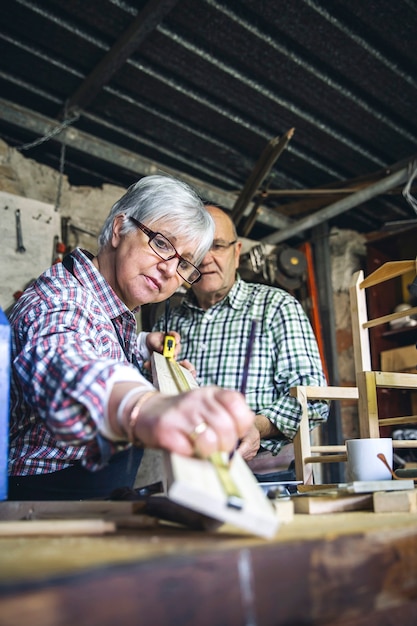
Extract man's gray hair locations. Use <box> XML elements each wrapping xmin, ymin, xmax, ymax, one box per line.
<box><xmin>98</xmin><ymin>175</ymin><xmax>214</xmax><ymax>264</ymax></box>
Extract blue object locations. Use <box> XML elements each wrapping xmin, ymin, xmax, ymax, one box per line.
<box><xmin>0</xmin><ymin>307</ymin><xmax>10</xmax><ymax>500</ymax></box>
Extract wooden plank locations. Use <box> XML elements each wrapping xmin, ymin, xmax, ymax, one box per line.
<box><xmin>357</xmin><ymin>370</ymin><xmax>379</xmax><ymax>438</ymax></box>
<box><xmin>151</xmin><ymin>352</ymin><xmax>280</xmax><ymax>539</ymax></box>
<box><xmin>0</xmin><ymin>500</ymin><xmax>146</xmax><ymax>520</ymax></box>
<box><xmin>359</xmin><ymin>260</ymin><xmax>417</xmax><ymax>289</ymax></box>
<box><xmin>345</xmin><ymin>479</ymin><xmax>415</xmax><ymax>493</ymax></box>
<box><xmin>164</xmin><ymin>451</ymin><xmax>279</xmax><ymax>538</ymax></box>
<box><xmin>304</xmin><ymin>453</ymin><xmax>347</xmax><ymax>464</ymax></box>
<box><xmin>350</xmin><ymin>269</ymin><xmax>372</xmax><ymax>372</ymax></box>
<box><xmin>373</xmin><ymin>490</ymin><xmax>417</xmax><ymax>513</ymax></box>
<box><xmin>375</xmin><ymin>370</ymin><xmax>417</xmax><ymax>389</ymax></box>
<box><xmin>151</xmin><ymin>351</ymin><xmax>198</xmax><ymax>392</ymax></box>
<box><xmin>291</xmin><ymin>385</ymin><xmax>358</xmax><ymax>401</ymax></box>
<box><xmin>292</xmin><ymin>493</ymin><xmax>373</xmax><ymax>514</ymax></box>
<box><xmin>363</xmin><ymin>305</ymin><xmax>417</xmax><ymax>330</ymax></box>
<box><xmin>0</xmin><ymin>519</ymin><xmax>116</xmax><ymax>536</ymax></box>
<box><xmin>271</xmin><ymin>499</ymin><xmax>294</xmax><ymax>523</ymax></box>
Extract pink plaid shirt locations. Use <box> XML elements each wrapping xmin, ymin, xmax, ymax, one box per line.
<box><xmin>8</xmin><ymin>248</ymin><xmax>148</xmax><ymax>476</ymax></box>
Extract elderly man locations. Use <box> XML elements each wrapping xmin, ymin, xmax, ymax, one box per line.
<box><xmin>154</xmin><ymin>205</ymin><xmax>328</xmax><ymax>480</ymax></box>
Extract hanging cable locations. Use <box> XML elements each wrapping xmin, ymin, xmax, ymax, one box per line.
<box><xmin>17</xmin><ymin>112</ymin><xmax>80</xmax><ymax>152</ymax></box>
<box><xmin>54</xmin><ymin>139</ymin><xmax>66</xmax><ymax>211</ymax></box>
<box><xmin>15</xmin><ymin>102</ymin><xmax>79</xmax><ymax>211</ymax></box>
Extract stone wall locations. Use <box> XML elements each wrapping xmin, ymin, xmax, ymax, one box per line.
<box><xmin>329</xmin><ymin>228</ymin><xmax>367</xmax><ymax>438</ymax></box>
<box><xmin>0</xmin><ymin>139</ymin><xmax>366</xmax><ymax>441</ymax></box>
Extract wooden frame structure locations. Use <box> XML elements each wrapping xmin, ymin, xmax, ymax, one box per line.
<box><xmin>350</xmin><ymin>261</ymin><xmax>417</xmax><ymax>441</ymax></box>
<box><xmin>291</xmin><ymin>385</ymin><xmax>358</xmax><ymax>484</ymax></box>
<box><xmin>292</xmin><ymin>258</ymin><xmax>417</xmax><ymax>484</ymax></box>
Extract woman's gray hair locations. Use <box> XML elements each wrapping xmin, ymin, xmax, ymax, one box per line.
<box><xmin>98</xmin><ymin>175</ymin><xmax>214</xmax><ymax>264</ymax></box>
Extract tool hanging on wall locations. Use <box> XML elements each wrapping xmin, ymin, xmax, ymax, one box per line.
<box><xmin>240</xmin><ymin>243</ymin><xmax>307</xmax><ymax>291</ymax></box>
<box><xmin>51</xmin><ymin>235</ymin><xmax>67</xmax><ymax>265</ymax></box>
<box><xmin>15</xmin><ymin>209</ymin><xmax>26</xmax><ymax>254</ymax></box>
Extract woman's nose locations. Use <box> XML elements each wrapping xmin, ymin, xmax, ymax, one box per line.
<box><xmin>158</xmin><ymin>257</ymin><xmax>179</xmax><ymax>277</ymax></box>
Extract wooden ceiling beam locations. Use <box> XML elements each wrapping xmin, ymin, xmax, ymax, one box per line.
<box><xmin>63</xmin><ymin>0</ymin><xmax>180</xmax><ymax>117</ymax></box>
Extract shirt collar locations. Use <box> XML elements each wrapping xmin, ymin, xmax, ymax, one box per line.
<box><xmin>68</xmin><ymin>248</ymin><xmax>134</xmax><ymax>321</ymax></box>
<box><xmin>185</xmin><ymin>274</ymin><xmax>247</xmax><ymax>311</ymax></box>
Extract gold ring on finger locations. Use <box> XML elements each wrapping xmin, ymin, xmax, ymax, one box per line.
<box><xmin>188</xmin><ymin>421</ymin><xmax>208</xmax><ymax>443</ymax></box>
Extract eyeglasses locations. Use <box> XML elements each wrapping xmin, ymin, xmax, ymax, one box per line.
<box><xmin>210</xmin><ymin>240</ymin><xmax>237</xmax><ymax>253</ymax></box>
<box><xmin>128</xmin><ymin>216</ymin><xmax>201</xmax><ymax>284</ymax></box>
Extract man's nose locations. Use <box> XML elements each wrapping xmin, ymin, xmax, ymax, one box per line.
<box><xmin>199</xmin><ymin>250</ymin><xmax>214</xmax><ymax>266</ymax></box>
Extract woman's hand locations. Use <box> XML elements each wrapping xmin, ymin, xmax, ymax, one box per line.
<box><xmin>134</xmin><ymin>386</ymin><xmax>255</xmax><ymax>459</ymax></box>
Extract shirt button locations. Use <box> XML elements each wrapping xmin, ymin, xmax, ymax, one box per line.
<box><xmin>201</xmin><ymin>343</ymin><xmax>207</xmax><ymax>351</ymax></box>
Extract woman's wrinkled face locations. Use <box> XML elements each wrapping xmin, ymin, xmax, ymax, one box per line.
<box><xmin>109</xmin><ymin>215</ymin><xmax>197</xmax><ymax>309</ymax></box>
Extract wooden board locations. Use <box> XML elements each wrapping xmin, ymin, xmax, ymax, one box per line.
<box><xmin>293</xmin><ymin>480</ymin><xmax>417</xmax><ymax>514</ymax></box>
<box><xmin>344</xmin><ymin>479</ymin><xmax>415</xmax><ymax>493</ymax></box>
<box><xmin>151</xmin><ymin>352</ymin><xmax>280</xmax><ymax>539</ymax></box>
<box><xmin>164</xmin><ymin>451</ymin><xmax>279</xmax><ymax>538</ymax></box>
<box><xmin>0</xmin><ymin>519</ymin><xmax>115</xmax><ymax>536</ymax></box>
<box><xmin>373</xmin><ymin>490</ymin><xmax>417</xmax><ymax>513</ymax></box>
<box><xmin>0</xmin><ymin>500</ymin><xmax>145</xmax><ymax>520</ymax></box>
<box><xmin>292</xmin><ymin>493</ymin><xmax>373</xmax><ymax>515</ymax></box>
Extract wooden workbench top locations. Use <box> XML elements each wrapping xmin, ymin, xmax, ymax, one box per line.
<box><xmin>1</xmin><ymin>510</ymin><xmax>417</xmax><ymax>626</ymax></box>
<box><xmin>1</xmin><ymin>510</ymin><xmax>416</xmax><ymax>584</ymax></box>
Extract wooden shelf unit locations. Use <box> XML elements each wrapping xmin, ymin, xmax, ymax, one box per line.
<box><xmin>365</xmin><ymin>225</ymin><xmax>417</xmax><ymax>425</ymax></box>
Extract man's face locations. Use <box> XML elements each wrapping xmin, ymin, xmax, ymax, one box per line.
<box><xmin>192</xmin><ymin>207</ymin><xmax>242</xmax><ymax>301</ymax></box>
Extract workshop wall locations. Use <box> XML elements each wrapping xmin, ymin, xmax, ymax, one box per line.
<box><xmin>329</xmin><ymin>228</ymin><xmax>366</xmax><ymax>438</ymax></box>
<box><xmin>0</xmin><ymin>139</ymin><xmax>365</xmax><ymax>441</ymax></box>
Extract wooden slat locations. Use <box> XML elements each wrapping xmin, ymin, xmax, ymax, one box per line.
<box><xmin>310</xmin><ymin>445</ymin><xmax>346</xmax><ymax>453</ymax></box>
<box><xmin>363</xmin><ymin>305</ymin><xmax>417</xmax><ymax>330</ymax></box>
<box><xmin>359</xmin><ymin>260</ymin><xmax>417</xmax><ymax>289</ymax></box>
<box><xmin>350</xmin><ymin>270</ymin><xmax>372</xmax><ymax>372</ymax></box>
<box><xmin>304</xmin><ymin>454</ymin><xmax>347</xmax><ymax>464</ymax></box>
<box><xmin>291</xmin><ymin>385</ymin><xmax>358</xmax><ymax>400</ymax></box>
<box><xmin>375</xmin><ymin>371</ymin><xmax>417</xmax><ymax>389</ymax></box>
<box><xmin>151</xmin><ymin>352</ymin><xmax>280</xmax><ymax>539</ymax></box>
<box><xmin>0</xmin><ymin>520</ymin><xmax>115</xmax><ymax>536</ymax></box>
<box><xmin>379</xmin><ymin>416</ymin><xmax>417</xmax><ymax>426</ymax></box>
<box><xmin>293</xmin><ymin>493</ymin><xmax>373</xmax><ymax>515</ymax></box>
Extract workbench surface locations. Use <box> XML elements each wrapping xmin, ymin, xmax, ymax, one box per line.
<box><xmin>1</xmin><ymin>510</ymin><xmax>417</xmax><ymax>625</ymax></box>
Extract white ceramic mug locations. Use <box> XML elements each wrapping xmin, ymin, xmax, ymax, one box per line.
<box><xmin>346</xmin><ymin>438</ymin><xmax>393</xmax><ymax>482</ymax></box>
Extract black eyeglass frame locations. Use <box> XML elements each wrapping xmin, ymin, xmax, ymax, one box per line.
<box><xmin>127</xmin><ymin>216</ymin><xmax>202</xmax><ymax>284</ymax></box>
<box><xmin>210</xmin><ymin>239</ymin><xmax>238</xmax><ymax>252</ymax></box>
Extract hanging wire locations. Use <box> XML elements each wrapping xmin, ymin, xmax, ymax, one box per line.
<box><xmin>15</xmin><ymin>104</ymin><xmax>79</xmax><ymax>211</ymax></box>
<box><xmin>402</xmin><ymin>160</ymin><xmax>417</xmax><ymax>214</ymax></box>
<box><xmin>17</xmin><ymin>112</ymin><xmax>80</xmax><ymax>152</ymax></box>
<box><xmin>54</xmin><ymin>139</ymin><xmax>66</xmax><ymax>211</ymax></box>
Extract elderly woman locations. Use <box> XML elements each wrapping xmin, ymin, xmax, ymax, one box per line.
<box><xmin>8</xmin><ymin>175</ymin><xmax>254</xmax><ymax>500</ymax></box>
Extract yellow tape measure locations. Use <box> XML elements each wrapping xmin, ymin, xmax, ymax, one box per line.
<box><xmin>163</xmin><ymin>334</ymin><xmax>176</xmax><ymax>359</ymax></box>
<box><xmin>165</xmin><ymin>354</ymin><xmax>243</xmax><ymax>509</ymax></box>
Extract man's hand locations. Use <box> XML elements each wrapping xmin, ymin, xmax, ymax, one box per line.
<box><xmin>146</xmin><ymin>330</ymin><xmax>181</xmax><ymax>358</ymax></box>
<box><xmin>237</xmin><ymin>424</ymin><xmax>261</xmax><ymax>461</ymax></box>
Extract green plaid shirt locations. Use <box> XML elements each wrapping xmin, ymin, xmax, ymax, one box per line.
<box><xmin>154</xmin><ymin>276</ymin><xmax>329</xmax><ymax>454</ymax></box>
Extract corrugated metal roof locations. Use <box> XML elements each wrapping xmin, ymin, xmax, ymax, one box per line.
<box><xmin>1</xmin><ymin>0</ymin><xmax>416</xmax><ymax>241</ymax></box>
